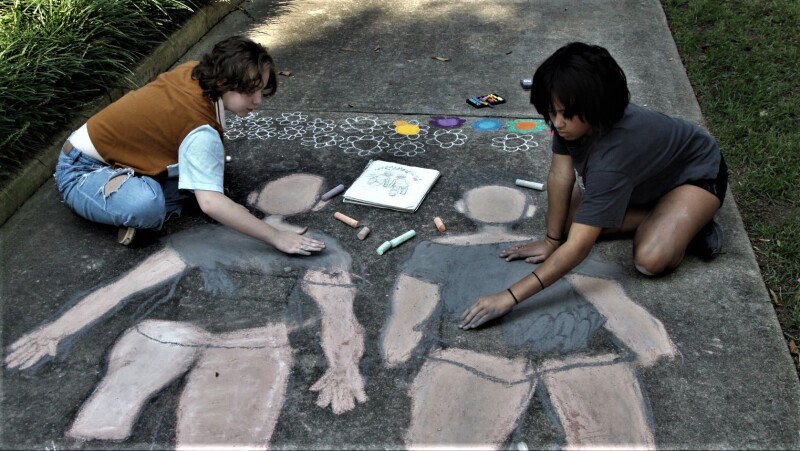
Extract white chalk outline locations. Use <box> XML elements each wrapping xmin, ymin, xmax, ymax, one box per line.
<box><xmin>426</xmin><ymin>128</ymin><xmax>468</xmax><ymax>149</ymax></box>
<box><xmin>339</xmin><ymin>134</ymin><xmax>390</xmax><ymax>157</ymax></box>
<box><xmin>491</xmin><ymin>133</ymin><xmax>540</xmax><ymax>153</ymax></box>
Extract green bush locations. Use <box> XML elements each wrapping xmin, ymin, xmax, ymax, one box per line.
<box><xmin>0</xmin><ymin>0</ymin><xmax>204</xmax><ymax>185</ymax></box>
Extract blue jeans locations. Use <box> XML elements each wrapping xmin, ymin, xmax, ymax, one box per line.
<box><xmin>54</xmin><ymin>142</ymin><xmax>191</xmax><ymax>230</ymax></box>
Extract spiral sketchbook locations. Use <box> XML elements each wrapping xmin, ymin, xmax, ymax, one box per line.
<box><xmin>343</xmin><ymin>160</ymin><xmax>441</xmax><ymax>212</ymax></box>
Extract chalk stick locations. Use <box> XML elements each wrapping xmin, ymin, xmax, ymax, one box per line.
<box><xmin>377</xmin><ymin>230</ymin><xmax>416</xmax><ymax>255</ymax></box>
<box><xmin>334</xmin><ymin>212</ymin><xmax>359</xmax><ymax>228</ymax></box>
<box><xmin>433</xmin><ymin>217</ymin><xmax>446</xmax><ymax>233</ymax></box>
<box><xmin>389</xmin><ymin>230</ymin><xmax>416</xmax><ymax>247</ymax></box>
<box><xmin>515</xmin><ymin>179</ymin><xmax>544</xmax><ymax>191</ymax></box>
<box><xmin>357</xmin><ymin>226</ymin><xmax>371</xmax><ymax>240</ymax></box>
<box><xmin>376</xmin><ymin>241</ymin><xmax>392</xmax><ymax>255</ymax></box>
<box><xmin>321</xmin><ymin>184</ymin><xmax>345</xmax><ymax>201</ymax></box>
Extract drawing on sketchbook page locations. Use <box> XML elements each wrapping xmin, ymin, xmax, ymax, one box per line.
<box><xmin>343</xmin><ymin>160</ymin><xmax>440</xmax><ymax>212</ymax></box>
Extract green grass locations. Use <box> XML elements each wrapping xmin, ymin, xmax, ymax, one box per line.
<box><xmin>0</xmin><ymin>0</ymin><xmax>205</xmax><ymax>185</ymax></box>
<box><xmin>661</xmin><ymin>0</ymin><xmax>800</xmax><ymax>368</ymax></box>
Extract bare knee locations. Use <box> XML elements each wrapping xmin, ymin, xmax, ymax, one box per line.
<box><xmin>633</xmin><ymin>244</ymin><xmax>680</xmax><ymax>276</ymax></box>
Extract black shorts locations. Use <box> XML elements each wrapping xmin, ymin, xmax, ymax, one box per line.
<box><xmin>687</xmin><ymin>154</ymin><xmax>728</xmax><ymax>206</ymax></box>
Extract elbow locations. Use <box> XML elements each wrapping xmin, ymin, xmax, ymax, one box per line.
<box><xmin>195</xmin><ymin>191</ymin><xmax>222</xmax><ymax>218</ymax></box>
<box><xmin>562</xmin><ymin>237</ymin><xmax>594</xmax><ymax>263</ymax></box>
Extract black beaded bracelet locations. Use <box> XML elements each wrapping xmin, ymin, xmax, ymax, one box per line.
<box><xmin>507</xmin><ymin>288</ymin><xmax>520</xmax><ymax>304</ymax></box>
<box><xmin>546</xmin><ymin>233</ymin><xmax>564</xmax><ymax>242</ymax></box>
<box><xmin>531</xmin><ymin>271</ymin><xmax>545</xmax><ymax>291</ymax></box>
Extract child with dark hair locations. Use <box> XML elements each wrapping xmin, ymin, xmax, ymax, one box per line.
<box><xmin>55</xmin><ymin>36</ymin><xmax>324</xmax><ymax>255</ymax></box>
<box><xmin>460</xmin><ymin>42</ymin><xmax>726</xmax><ymax>329</ymax></box>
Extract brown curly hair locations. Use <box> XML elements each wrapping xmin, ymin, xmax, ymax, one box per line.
<box><xmin>192</xmin><ymin>36</ymin><xmax>277</xmax><ymax>101</ymax></box>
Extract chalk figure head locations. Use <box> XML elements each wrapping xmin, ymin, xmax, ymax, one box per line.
<box><xmin>455</xmin><ymin>185</ymin><xmax>536</xmax><ymax>224</ymax></box>
<box><xmin>248</xmin><ymin>173</ymin><xmax>325</xmax><ymax>217</ymax></box>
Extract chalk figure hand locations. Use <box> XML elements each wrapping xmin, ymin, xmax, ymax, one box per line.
<box><xmin>272</xmin><ymin>229</ymin><xmax>326</xmax><ymax>256</ymax></box>
<box><xmin>459</xmin><ymin>291</ymin><xmax>516</xmax><ymax>330</ymax></box>
<box><xmin>500</xmin><ymin>238</ymin><xmax>558</xmax><ymax>263</ymax></box>
<box><xmin>5</xmin><ymin>324</ymin><xmax>62</xmax><ymax>370</ymax></box>
<box><xmin>310</xmin><ymin>364</ymin><xmax>368</xmax><ymax>414</ymax></box>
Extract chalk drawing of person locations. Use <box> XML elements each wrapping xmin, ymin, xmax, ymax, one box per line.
<box><xmin>5</xmin><ymin>174</ymin><xmax>367</xmax><ymax>448</ymax></box>
<box><xmin>381</xmin><ymin>183</ymin><xmax>676</xmax><ymax>449</ymax></box>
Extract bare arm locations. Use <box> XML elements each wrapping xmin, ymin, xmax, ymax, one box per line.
<box><xmin>301</xmin><ymin>269</ymin><xmax>367</xmax><ymax>414</ymax></box>
<box><xmin>194</xmin><ymin>190</ymin><xmax>325</xmax><ymax>255</ymax></box>
<box><xmin>5</xmin><ymin>247</ymin><xmax>186</xmax><ymax>369</ymax></box>
<box><xmin>460</xmin><ymin>223</ymin><xmax>601</xmax><ymax>329</ymax></box>
<box><xmin>500</xmin><ymin>153</ymin><xmax>576</xmax><ymax>262</ymax></box>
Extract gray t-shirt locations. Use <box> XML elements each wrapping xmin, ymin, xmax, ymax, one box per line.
<box><xmin>553</xmin><ymin>103</ymin><xmax>721</xmax><ymax>229</ymax></box>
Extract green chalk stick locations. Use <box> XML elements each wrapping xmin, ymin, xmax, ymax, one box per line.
<box><xmin>377</xmin><ymin>241</ymin><xmax>392</xmax><ymax>255</ymax></box>
<box><xmin>376</xmin><ymin>230</ymin><xmax>416</xmax><ymax>255</ymax></box>
<box><xmin>389</xmin><ymin>230</ymin><xmax>416</xmax><ymax>247</ymax></box>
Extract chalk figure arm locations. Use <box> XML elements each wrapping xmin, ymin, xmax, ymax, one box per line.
<box><xmin>567</xmin><ymin>273</ymin><xmax>676</xmax><ymax>367</ymax></box>
<box><xmin>4</xmin><ymin>247</ymin><xmax>186</xmax><ymax>370</ymax></box>
<box><xmin>301</xmin><ymin>269</ymin><xmax>367</xmax><ymax>414</ymax></box>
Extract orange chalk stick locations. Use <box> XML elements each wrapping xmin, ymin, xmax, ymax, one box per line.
<box><xmin>434</xmin><ymin>217</ymin><xmax>446</xmax><ymax>233</ymax></box>
<box><xmin>334</xmin><ymin>212</ymin><xmax>360</xmax><ymax>228</ymax></box>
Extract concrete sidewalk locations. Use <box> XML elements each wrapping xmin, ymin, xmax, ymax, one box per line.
<box><xmin>2</xmin><ymin>0</ymin><xmax>798</xmax><ymax>449</ymax></box>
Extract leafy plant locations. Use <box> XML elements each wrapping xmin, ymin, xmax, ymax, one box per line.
<box><xmin>0</xmin><ymin>0</ymin><xmax>202</xmax><ymax>182</ymax></box>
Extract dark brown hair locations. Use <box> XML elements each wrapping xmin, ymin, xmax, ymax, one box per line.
<box><xmin>531</xmin><ymin>42</ymin><xmax>629</xmax><ymax>135</ymax></box>
<box><xmin>192</xmin><ymin>36</ymin><xmax>277</xmax><ymax>101</ymax></box>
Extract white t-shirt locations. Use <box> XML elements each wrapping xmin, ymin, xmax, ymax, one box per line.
<box><xmin>177</xmin><ymin>125</ymin><xmax>225</xmax><ymax>193</ymax></box>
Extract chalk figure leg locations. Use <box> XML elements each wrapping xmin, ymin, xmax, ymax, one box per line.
<box><xmin>176</xmin><ymin>324</ymin><xmax>292</xmax><ymax>450</ymax></box>
<box><xmin>542</xmin><ymin>358</ymin><xmax>655</xmax><ymax>449</ymax></box>
<box><xmin>67</xmin><ymin>320</ymin><xmax>207</xmax><ymax>440</ymax></box>
<box><xmin>405</xmin><ymin>348</ymin><xmax>535</xmax><ymax>449</ymax></box>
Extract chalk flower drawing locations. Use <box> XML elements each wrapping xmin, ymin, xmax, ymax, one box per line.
<box><xmin>506</xmin><ymin>119</ymin><xmax>548</xmax><ymax>134</ymax></box>
<box><xmin>386</xmin><ymin>120</ymin><xmax>429</xmax><ymax>141</ymax></box>
<box><xmin>429</xmin><ymin>116</ymin><xmax>466</xmax><ymax>129</ymax></box>
<box><xmin>340</xmin><ymin>116</ymin><xmax>389</xmax><ymax>134</ymax></box>
<box><xmin>426</xmin><ymin>128</ymin><xmax>468</xmax><ymax>149</ymax></box>
<box><xmin>305</xmin><ymin>118</ymin><xmax>337</xmax><ymax>135</ymax></box>
<box><xmin>277</xmin><ymin>126</ymin><xmax>307</xmax><ymax>141</ymax></box>
<box><xmin>243</xmin><ymin>116</ymin><xmax>277</xmax><ymax>140</ymax></box>
<box><xmin>390</xmin><ymin>140</ymin><xmax>426</xmax><ymax>157</ymax></box>
<box><xmin>248</xmin><ymin>125</ymin><xmax>277</xmax><ymax>140</ymax></box>
<box><xmin>224</xmin><ymin>128</ymin><xmax>245</xmax><ymax>140</ymax></box>
<box><xmin>340</xmin><ymin>135</ymin><xmax>390</xmax><ymax>156</ymax></box>
<box><xmin>491</xmin><ymin>133</ymin><xmax>539</xmax><ymax>153</ymax></box>
<box><xmin>302</xmin><ymin>132</ymin><xmax>344</xmax><ymax>149</ymax></box>
<box><xmin>277</xmin><ymin>111</ymin><xmax>308</xmax><ymax>126</ymax></box>
<box><xmin>471</xmin><ymin>118</ymin><xmax>504</xmax><ymax>132</ymax></box>
<box><xmin>224</xmin><ymin>112</ymin><xmax>259</xmax><ymax>140</ymax></box>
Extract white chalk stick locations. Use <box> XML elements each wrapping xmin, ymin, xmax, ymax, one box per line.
<box><xmin>515</xmin><ymin>179</ymin><xmax>543</xmax><ymax>190</ymax></box>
